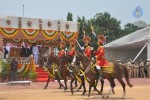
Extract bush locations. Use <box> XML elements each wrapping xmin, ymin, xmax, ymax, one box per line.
<box><xmin>0</xmin><ymin>60</ymin><xmax>10</xmax><ymax>81</ymax></box>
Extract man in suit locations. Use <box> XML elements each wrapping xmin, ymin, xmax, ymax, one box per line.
<box><xmin>24</xmin><ymin>44</ymin><xmax>30</xmax><ymax>57</ymax></box>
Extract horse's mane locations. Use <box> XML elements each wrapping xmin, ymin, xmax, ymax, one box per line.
<box><xmin>78</xmin><ymin>52</ymin><xmax>91</xmax><ymax>62</ymax></box>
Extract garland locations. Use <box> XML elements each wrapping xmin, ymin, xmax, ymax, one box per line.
<box><xmin>11</xmin><ymin>38</ymin><xmax>23</xmax><ymax>45</ymax></box>
<box><xmin>24</xmin><ymin>39</ymin><xmax>39</xmax><ymax>45</ymax></box>
<box><xmin>41</xmin><ymin>40</ymin><xmax>52</xmax><ymax>46</ymax></box>
<box><xmin>22</xmin><ymin>29</ymin><xmax>38</xmax><ymax>39</ymax></box>
<box><xmin>60</xmin><ymin>32</ymin><xmax>78</xmax><ymax>42</ymax></box>
<box><xmin>17</xmin><ymin>64</ymin><xmax>30</xmax><ymax>74</ymax></box>
<box><xmin>42</xmin><ymin>30</ymin><xmax>58</xmax><ymax>40</ymax></box>
<box><xmin>0</xmin><ymin>28</ymin><xmax>18</xmax><ymax>37</ymax></box>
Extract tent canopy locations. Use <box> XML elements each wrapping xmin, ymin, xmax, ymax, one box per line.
<box><xmin>104</xmin><ymin>26</ymin><xmax>150</xmax><ymax>50</ymax></box>
<box><xmin>104</xmin><ymin>26</ymin><xmax>150</xmax><ymax>62</ymax></box>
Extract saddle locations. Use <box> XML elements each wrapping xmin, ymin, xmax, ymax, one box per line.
<box><xmin>101</xmin><ymin>62</ymin><xmax>114</xmax><ymax>75</ymax></box>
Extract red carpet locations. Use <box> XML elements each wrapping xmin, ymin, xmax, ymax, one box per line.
<box><xmin>36</xmin><ymin>67</ymin><xmax>49</xmax><ymax>82</ymax></box>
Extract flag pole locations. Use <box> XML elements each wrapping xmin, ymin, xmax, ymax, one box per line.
<box><xmin>22</xmin><ymin>4</ymin><xmax>24</xmax><ymax>17</ymax></box>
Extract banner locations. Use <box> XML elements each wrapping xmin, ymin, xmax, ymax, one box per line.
<box><xmin>42</xmin><ymin>19</ymin><xmax>58</xmax><ymax>30</ymax></box>
<box><xmin>0</xmin><ymin>16</ymin><xmax>18</xmax><ymax>28</ymax></box>
<box><xmin>21</xmin><ymin>17</ymin><xmax>39</xmax><ymax>29</ymax></box>
<box><xmin>59</xmin><ymin>20</ymin><xmax>77</xmax><ymax>32</ymax></box>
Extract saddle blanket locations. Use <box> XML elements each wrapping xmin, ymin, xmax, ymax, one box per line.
<box><xmin>101</xmin><ymin>63</ymin><xmax>114</xmax><ymax>75</ymax></box>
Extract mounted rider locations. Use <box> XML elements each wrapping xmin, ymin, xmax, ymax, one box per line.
<box><xmin>67</xmin><ymin>39</ymin><xmax>76</xmax><ymax>57</ymax></box>
<box><xmin>83</xmin><ymin>35</ymin><xmax>92</xmax><ymax>60</ymax></box>
<box><xmin>58</xmin><ymin>41</ymin><xmax>66</xmax><ymax>58</ymax></box>
<box><xmin>94</xmin><ymin>34</ymin><xmax>111</xmax><ymax>80</ymax></box>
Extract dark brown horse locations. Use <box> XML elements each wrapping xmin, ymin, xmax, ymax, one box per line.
<box><xmin>39</xmin><ymin>54</ymin><xmax>78</xmax><ymax>90</ymax></box>
<box><xmin>39</xmin><ymin>55</ymin><xmax>65</xmax><ymax>89</ymax></box>
<box><xmin>71</xmin><ymin>51</ymin><xmax>133</xmax><ymax>98</ymax></box>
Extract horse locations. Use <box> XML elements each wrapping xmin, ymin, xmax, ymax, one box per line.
<box><xmin>71</xmin><ymin>51</ymin><xmax>133</xmax><ymax>98</ymax></box>
<box><xmin>39</xmin><ymin>55</ymin><xmax>65</xmax><ymax>89</ymax></box>
<box><xmin>61</xmin><ymin>55</ymin><xmax>85</xmax><ymax>94</ymax></box>
<box><xmin>59</xmin><ymin>54</ymin><xmax>79</xmax><ymax>90</ymax></box>
<box><xmin>39</xmin><ymin>54</ymin><xmax>78</xmax><ymax>90</ymax></box>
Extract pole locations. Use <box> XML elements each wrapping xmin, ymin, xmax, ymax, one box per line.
<box><xmin>133</xmin><ymin>43</ymin><xmax>148</xmax><ymax>62</ymax></box>
<box><xmin>22</xmin><ymin>4</ymin><xmax>24</xmax><ymax>17</ymax></box>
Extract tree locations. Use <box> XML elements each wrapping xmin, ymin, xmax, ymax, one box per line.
<box><xmin>90</xmin><ymin>12</ymin><xmax>121</xmax><ymax>44</ymax></box>
<box><xmin>67</xmin><ymin>12</ymin><xmax>73</xmax><ymax>21</ymax></box>
<box><xmin>133</xmin><ymin>20</ymin><xmax>148</xmax><ymax>28</ymax></box>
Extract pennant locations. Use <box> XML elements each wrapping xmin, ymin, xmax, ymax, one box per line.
<box><xmin>90</xmin><ymin>23</ymin><xmax>96</xmax><ymax>37</ymax></box>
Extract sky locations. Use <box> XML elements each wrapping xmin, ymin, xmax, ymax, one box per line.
<box><xmin>0</xmin><ymin>0</ymin><xmax>149</xmax><ymax>28</ymax></box>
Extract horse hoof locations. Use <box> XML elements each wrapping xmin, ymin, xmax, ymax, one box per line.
<box><xmin>121</xmin><ymin>95</ymin><xmax>125</xmax><ymax>99</ymax></box>
<box><xmin>106</xmin><ymin>95</ymin><xmax>109</xmax><ymax>99</ymax></box>
<box><xmin>102</xmin><ymin>95</ymin><xmax>105</xmax><ymax>99</ymax></box>
<box><xmin>98</xmin><ymin>92</ymin><xmax>102</xmax><ymax>95</ymax></box>
<box><xmin>43</xmin><ymin>87</ymin><xmax>47</xmax><ymax>89</ymax></box>
<box><xmin>82</xmin><ymin>92</ymin><xmax>86</xmax><ymax>95</ymax></box>
<box><xmin>71</xmin><ymin>91</ymin><xmax>74</xmax><ymax>95</ymax></box>
<box><xmin>112</xmin><ymin>91</ymin><xmax>115</xmax><ymax>94</ymax></box>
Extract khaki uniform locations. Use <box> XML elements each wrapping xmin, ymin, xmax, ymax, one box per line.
<box><xmin>127</xmin><ymin>61</ymin><xmax>132</xmax><ymax>78</ymax></box>
<box><xmin>133</xmin><ymin>62</ymin><xmax>139</xmax><ymax>78</ymax></box>
<box><xmin>139</xmin><ymin>61</ymin><xmax>145</xmax><ymax>78</ymax></box>
<box><xmin>146</xmin><ymin>62</ymin><xmax>150</xmax><ymax>78</ymax></box>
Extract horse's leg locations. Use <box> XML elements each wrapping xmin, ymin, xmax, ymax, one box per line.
<box><xmin>76</xmin><ymin>82</ymin><xmax>83</xmax><ymax>92</ymax></box>
<box><xmin>116</xmin><ymin>77</ymin><xmax>126</xmax><ymax>98</ymax></box>
<box><xmin>93</xmin><ymin>83</ymin><xmax>102</xmax><ymax>95</ymax></box>
<box><xmin>56</xmin><ymin>73</ymin><xmax>64</xmax><ymax>89</ymax></box>
<box><xmin>105</xmin><ymin>77</ymin><xmax>116</xmax><ymax>98</ymax></box>
<box><xmin>88</xmin><ymin>85</ymin><xmax>92</xmax><ymax>97</ymax></box>
<box><xmin>43</xmin><ymin>76</ymin><xmax>50</xmax><ymax>89</ymax></box>
<box><xmin>74</xmin><ymin>80</ymin><xmax>78</xmax><ymax>88</ymax></box>
<box><xmin>100</xmin><ymin>79</ymin><xmax>104</xmax><ymax>93</ymax></box>
<box><xmin>81</xmin><ymin>76</ymin><xmax>86</xmax><ymax>95</ymax></box>
<box><xmin>93</xmin><ymin>79</ymin><xmax>98</xmax><ymax>91</ymax></box>
<box><xmin>64</xmin><ymin>75</ymin><xmax>68</xmax><ymax>91</ymax></box>
<box><xmin>70</xmin><ymin>78</ymin><xmax>75</xmax><ymax>95</ymax></box>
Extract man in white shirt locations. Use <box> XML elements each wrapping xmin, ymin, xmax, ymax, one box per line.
<box><xmin>32</xmin><ymin>44</ymin><xmax>39</xmax><ymax>65</ymax></box>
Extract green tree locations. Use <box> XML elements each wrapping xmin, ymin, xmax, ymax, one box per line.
<box><xmin>67</xmin><ymin>12</ymin><xmax>73</xmax><ymax>21</ymax></box>
<box><xmin>90</xmin><ymin>12</ymin><xmax>121</xmax><ymax>45</ymax></box>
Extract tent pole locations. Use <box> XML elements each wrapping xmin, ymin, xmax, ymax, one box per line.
<box><xmin>133</xmin><ymin>43</ymin><xmax>148</xmax><ymax>62</ymax></box>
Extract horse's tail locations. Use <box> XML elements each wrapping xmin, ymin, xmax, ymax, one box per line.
<box><xmin>121</xmin><ymin>64</ymin><xmax>133</xmax><ymax>87</ymax></box>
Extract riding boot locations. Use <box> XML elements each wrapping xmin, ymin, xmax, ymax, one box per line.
<box><xmin>96</xmin><ymin>65</ymin><xmax>103</xmax><ymax>80</ymax></box>
<box><xmin>98</xmin><ymin>69</ymin><xmax>103</xmax><ymax>80</ymax></box>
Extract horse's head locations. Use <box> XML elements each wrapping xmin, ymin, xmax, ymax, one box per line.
<box><xmin>38</xmin><ymin>56</ymin><xmax>48</xmax><ymax>67</ymax></box>
<box><xmin>71</xmin><ymin>50</ymin><xmax>82</xmax><ymax>66</ymax></box>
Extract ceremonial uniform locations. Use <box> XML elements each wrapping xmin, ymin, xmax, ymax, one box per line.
<box><xmin>83</xmin><ymin>35</ymin><xmax>92</xmax><ymax>60</ymax></box>
<box><xmin>94</xmin><ymin>34</ymin><xmax>110</xmax><ymax>80</ymax></box>
<box><xmin>67</xmin><ymin>40</ymin><xmax>76</xmax><ymax>57</ymax></box>
<box><xmin>95</xmin><ymin>45</ymin><xmax>110</xmax><ymax>67</ymax></box>
<box><xmin>58</xmin><ymin>41</ymin><xmax>66</xmax><ymax>58</ymax></box>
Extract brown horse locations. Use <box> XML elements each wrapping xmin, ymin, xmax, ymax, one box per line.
<box><xmin>39</xmin><ymin>54</ymin><xmax>78</xmax><ymax>90</ymax></box>
<box><xmin>71</xmin><ymin>51</ymin><xmax>133</xmax><ymax>98</ymax></box>
<box><xmin>39</xmin><ymin>55</ymin><xmax>65</xmax><ymax>89</ymax></box>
